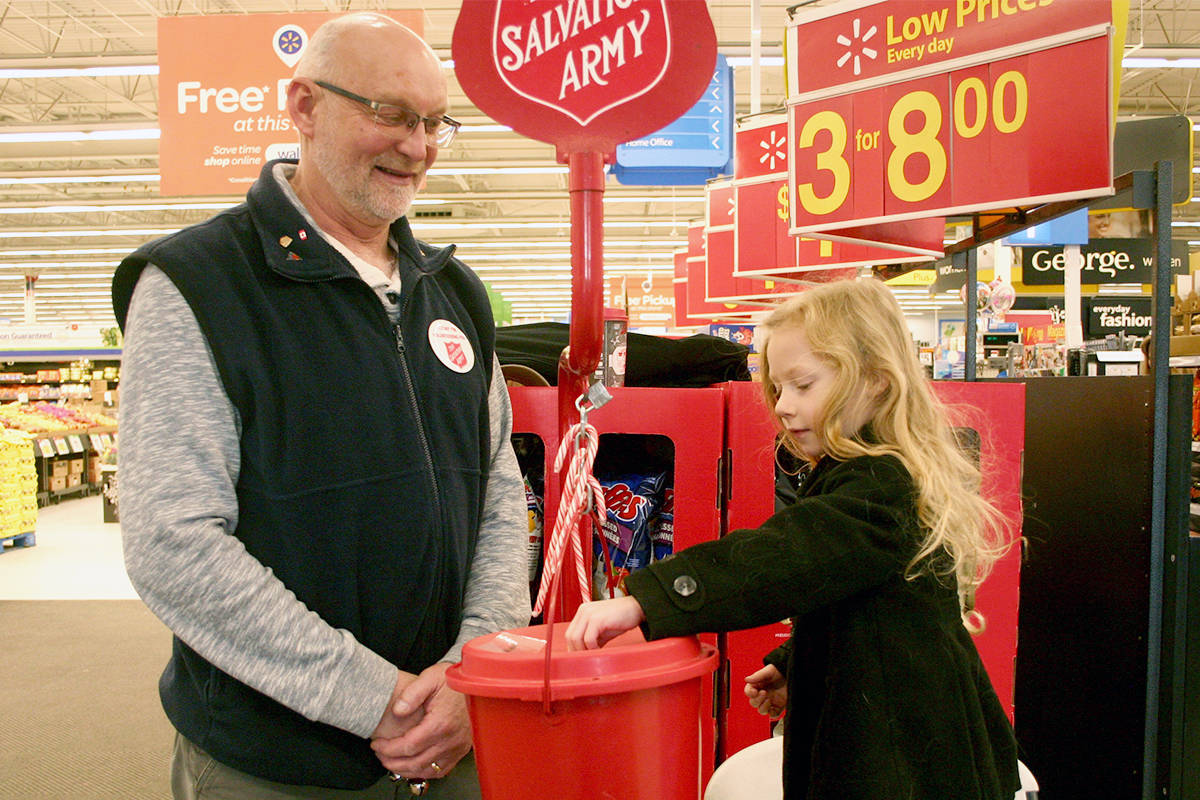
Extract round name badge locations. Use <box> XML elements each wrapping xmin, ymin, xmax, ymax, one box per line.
<box><xmin>427</xmin><ymin>319</ymin><xmax>475</xmax><ymax>374</ymax></box>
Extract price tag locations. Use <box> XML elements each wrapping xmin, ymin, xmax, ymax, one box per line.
<box><xmin>89</xmin><ymin>434</ymin><xmax>104</xmax><ymax>451</ymax></box>
<box><xmin>790</xmin><ymin>35</ymin><xmax>1112</xmax><ymax>233</ymax></box>
<box><xmin>68</xmin><ymin>435</ymin><xmax>85</xmax><ymax>453</ymax></box>
<box><xmin>53</xmin><ymin>438</ymin><xmax>69</xmax><ymax>455</ymax></box>
<box><xmin>37</xmin><ymin>439</ymin><xmax>56</xmax><ymax>459</ymax></box>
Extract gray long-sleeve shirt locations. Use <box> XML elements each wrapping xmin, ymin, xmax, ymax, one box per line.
<box><xmin>119</xmin><ymin>263</ymin><xmax>529</xmax><ymax>739</ymax></box>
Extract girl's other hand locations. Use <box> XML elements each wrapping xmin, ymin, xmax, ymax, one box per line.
<box><xmin>744</xmin><ymin>664</ymin><xmax>787</xmax><ymax>718</ymax></box>
<box><xmin>564</xmin><ymin>595</ymin><xmax>646</xmax><ymax>650</ymax></box>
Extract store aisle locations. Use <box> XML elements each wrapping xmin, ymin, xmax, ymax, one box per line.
<box><xmin>0</xmin><ymin>494</ymin><xmax>135</xmax><ymax>600</ymax></box>
<box><xmin>1</xmin><ymin>497</ymin><xmax>172</xmax><ymax>800</ymax></box>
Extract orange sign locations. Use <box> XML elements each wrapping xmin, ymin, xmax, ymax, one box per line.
<box><xmin>606</xmin><ymin>273</ymin><xmax>675</xmax><ymax>329</ymax></box>
<box><xmin>157</xmin><ymin>11</ymin><xmax>423</xmax><ymax>196</ymax></box>
<box><xmin>1021</xmin><ymin>323</ymin><xmax>1066</xmax><ymax>345</ymax></box>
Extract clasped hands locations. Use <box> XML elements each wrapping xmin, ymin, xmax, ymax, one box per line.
<box><xmin>370</xmin><ymin>661</ymin><xmax>472</xmax><ymax>781</ymax></box>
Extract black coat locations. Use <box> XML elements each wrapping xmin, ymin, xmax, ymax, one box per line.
<box><xmin>625</xmin><ymin>453</ymin><xmax>1020</xmax><ymax>800</ymax></box>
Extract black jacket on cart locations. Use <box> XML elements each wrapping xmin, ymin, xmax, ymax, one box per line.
<box><xmin>111</xmin><ymin>160</ymin><xmax>496</xmax><ymax>789</ymax></box>
<box><xmin>625</xmin><ymin>453</ymin><xmax>1020</xmax><ymax>800</ymax></box>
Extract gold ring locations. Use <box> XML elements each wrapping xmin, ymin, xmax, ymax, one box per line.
<box><xmin>430</xmin><ymin>761</ymin><xmax>442</xmax><ymax>774</ymax></box>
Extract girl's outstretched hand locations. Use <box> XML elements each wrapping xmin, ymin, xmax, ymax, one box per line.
<box><xmin>744</xmin><ymin>664</ymin><xmax>787</xmax><ymax>719</ymax></box>
<box><xmin>564</xmin><ymin>595</ymin><xmax>646</xmax><ymax>650</ymax></box>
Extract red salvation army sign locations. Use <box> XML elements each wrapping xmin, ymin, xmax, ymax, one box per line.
<box><xmin>453</xmin><ymin>0</ymin><xmax>717</xmax><ymax>152</ymax></box>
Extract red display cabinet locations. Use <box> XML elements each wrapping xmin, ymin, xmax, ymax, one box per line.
<box><xmin>718</xmin><ymin>380</ymin><xmax>792</xmax><ymax>757</ymax></box>
<box><xmin>510</xmin><ymin>380</ymin><xmax>1025</xmax><ymax>773</ymax></box>
<box><xmin>510</xmin><ymin>385</ymin><xmax>727</xmax><ymax>782</ymax></box>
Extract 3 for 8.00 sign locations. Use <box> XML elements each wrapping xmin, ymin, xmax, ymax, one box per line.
<box><xmin>789</xmin><ymin>34</ymin><xmax>1111</xmax><ymax>233</ymax></box>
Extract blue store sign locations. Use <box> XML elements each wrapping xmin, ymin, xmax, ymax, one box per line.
<box><xmin>612</xmin><ymin>54</ymin><xmax>732</xmax><ymax>185</ymax></box>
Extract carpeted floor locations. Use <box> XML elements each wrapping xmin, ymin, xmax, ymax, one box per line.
<box><xmin>0</xmin><ymin>600</ymin><xmax>174</xmax><ymax>799</ymax></box>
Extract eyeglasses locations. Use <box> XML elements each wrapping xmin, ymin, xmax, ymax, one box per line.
<box><xmin>313</xmin><ymin>80</ymin><xmax>460</xmax><ymax>148</ymax></box>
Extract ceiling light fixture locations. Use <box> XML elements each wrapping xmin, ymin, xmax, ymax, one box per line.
<box><xmin>0</xmin><ymin>248</ymin><xmax>133</xmax><ymax>256</ymax></box>
<box><xmin>0</xmin><ymin>65</ymin><xmax>159</xmax><ymax>79</ymax></box>
<box><xmin>0</xmin><ymin>203</ymin><xmax>233</xmax><ymax>215</ymax></box>
<box><xmin>0</xmin><ymin>228</ymin><xmax>180</xmax><ymax>239</ymax></box>
<box><xmin>0</xmin><ymin>174</ymin><xmax>160</xmax><ymax>186</ymax></box>
<box><xmin>1122</xmin><ymin>57</ymin><xmax>1200</xmax><ymax>69</ymax></box>
<box><xmin>0</xmin><ymin>129</ymin><xmax>160</xmax><ymax>143</ymax></box>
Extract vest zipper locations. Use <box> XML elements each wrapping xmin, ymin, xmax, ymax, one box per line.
<box><xmin>393</xmin><ymin>322</ymin><xmax>442</xmax><ymax>510</ymax></box>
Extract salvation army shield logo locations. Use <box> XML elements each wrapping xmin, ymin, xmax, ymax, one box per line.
<box><xmin>453</xmin><ymin>0</ymin><xmax>716</xmax><ymax>153</ymax></box>
<box><xmin>492</xmin><ymin>0</ymin><xmax>670</xmax><ymax>126</ymax></box>
<box><xmin>428</xmin><ymin>319</ymin><xmax>475</xmax><ymax>374</ymax></box>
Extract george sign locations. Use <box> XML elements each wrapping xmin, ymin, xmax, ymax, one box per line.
<box><xmin>157</xmin><ymin>11</ymin><xmax>424</xmax><ymax>196</ymax></box>
<box><xmin>785</xmin><ymin>0</ymin><xmax>1112</xmax><ymax>99</ymax></box>
<box><xmin>612</xmin><ymin>54</ymin><xmax>733</xmax><ymax>184</ymax></box>
<box><xmin>788</xmin><ymin>34</ymin><xmax>1113</xmax><ymax>233</ymax></box>
<box><xmin>452</xmin><ymin>0</ymin><xmax>717</xmax><ymax>153</ymax></box>
<box><xmin>1018</xmin><ymin>238</ymin><xmax>1190</xmax><ymax>285</ymax></box>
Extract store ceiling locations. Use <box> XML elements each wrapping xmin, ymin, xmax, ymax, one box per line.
<box><xmin>0</xmin><ymin>0</ymin><xmax>1197</xmax><ymax>328</ymax></box>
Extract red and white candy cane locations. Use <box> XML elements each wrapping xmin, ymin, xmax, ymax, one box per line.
<box><xmin>532</xmin><ymin>398</ymin><xmax>606</xmax><ymax>617</ymax></box>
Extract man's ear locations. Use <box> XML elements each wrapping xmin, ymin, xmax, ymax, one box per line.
<box><xmin>286</xmin><ymin>78</ymin><xmax>318</xmax><ymax>139</ymax></box>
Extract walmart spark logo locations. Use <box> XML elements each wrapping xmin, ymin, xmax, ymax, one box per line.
<box><xmin>758</xmin><ymin>129</ymin><xmax>787</xmax><ymax>171</ymax></box>
<box><xmin>836</xmin><ymin>18</ymin><xmax>878</xmax><ymax>76</ymax></box>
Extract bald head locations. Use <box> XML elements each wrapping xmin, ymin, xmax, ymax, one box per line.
<box><xmin>294</xmin><ymin>12</ymin><xmax>442</xmax><ymax>89</ymax></box>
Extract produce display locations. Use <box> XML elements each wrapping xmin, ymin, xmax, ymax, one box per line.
<box><xmin>0</xmin><ymin>402</ymin><xmax>117</xmax><ymax>434</ymax></box>
<box><xmin>0</xmin><ymin>430</ymin><xmax>38</xmax><ymax>537</ymax></box>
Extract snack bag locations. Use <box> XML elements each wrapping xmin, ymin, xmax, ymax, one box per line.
<box><xmin>650</xmin><ymin>485</ymin><xmax>674</xmax><ymax>562</ymax></box>
<box><xmin>593</xmin><ymin>471</ymin><xmax>664</xmax><ymax>597</ymax></box>
<box><xmin>524</xmin><ymin>474</ymin><xmax>543</xmax><ymax>583</ymax></box>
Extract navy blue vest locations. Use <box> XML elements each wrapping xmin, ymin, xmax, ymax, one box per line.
<box><xmin>112</xmin><ymin>161</ymin><xmax>495</xmax><ymax>788</ymax></box>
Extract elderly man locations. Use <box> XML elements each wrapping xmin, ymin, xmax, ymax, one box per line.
<box><xmin>112</xmin><ymin>13</ymin><xmax>528</xmax><ymax>799</ymax></box>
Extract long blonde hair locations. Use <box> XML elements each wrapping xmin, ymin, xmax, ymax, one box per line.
<box><xmin>759</xmin><ymin>278</ymin><xmax>1009</xmax><ymax>627</ymax></box>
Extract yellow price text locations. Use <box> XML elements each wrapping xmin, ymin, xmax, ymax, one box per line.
<box><xmin>795</xmin><ymin>69</ymin><xmax>1029</xmax><ymax>217</ymax></box>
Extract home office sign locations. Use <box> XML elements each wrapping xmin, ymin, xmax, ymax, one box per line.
<box><xmin>454</xmin><ymin>0</ymin><xmax>716</xmax><ymax>152</ymax></box>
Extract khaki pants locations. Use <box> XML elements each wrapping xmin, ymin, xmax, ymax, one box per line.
<box><xmin>171</xmin><ymin>733</ymin><xmax>482</xmax><ymax>800</ymax></box>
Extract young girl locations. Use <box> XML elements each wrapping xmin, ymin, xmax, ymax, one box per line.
<box><xmin>566</xmin><ymin>278</ymin><xmax>1020</xmax><ymax>800</ymax></box>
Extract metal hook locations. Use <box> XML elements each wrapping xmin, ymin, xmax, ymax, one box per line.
<box><xmin>574</xmin><ymin>392</ymin><xmax>591</xmax><ymax>429</ymax></box>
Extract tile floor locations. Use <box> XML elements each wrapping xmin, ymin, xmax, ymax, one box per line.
<box><xmin>0</xmin><ymin>494</ymin><xmax>136</xmax><ymax>600</ymax></box>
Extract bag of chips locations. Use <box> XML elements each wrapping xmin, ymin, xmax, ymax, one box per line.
<box><xmin>592</xmin><ymin>471</ymin><xmax>665</xmax><ymax>598</ymax></box>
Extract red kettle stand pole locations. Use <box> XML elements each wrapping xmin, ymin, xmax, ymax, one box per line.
<box><xmin>551</xmin><ymin>149</ymin><xmax>607</xmax><ymax>622</ymax></box>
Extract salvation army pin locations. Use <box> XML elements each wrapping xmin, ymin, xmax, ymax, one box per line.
<box><xmin>427</xmin><ymin>319</ymin><xmax>475</xmax><ymax>374</ymax></box>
